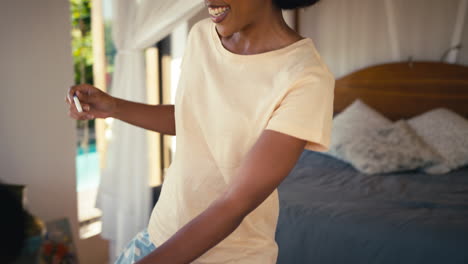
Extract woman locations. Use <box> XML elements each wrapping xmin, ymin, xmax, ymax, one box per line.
<box><xmin>66</xmin><ymin>0</ymin><xmax>334</xmax><ymax>263</ymax></box>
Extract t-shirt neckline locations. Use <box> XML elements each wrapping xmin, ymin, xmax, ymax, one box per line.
<box><xmin>210</xmin><ymin>22</ymin><xmax>311</xmax><ymax>61</ymax></box>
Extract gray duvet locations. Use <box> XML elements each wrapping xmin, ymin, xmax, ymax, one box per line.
<box><xmin>276</xmin><ymin>150</ymin><xmax>468</xmax><ymax>264</ymax></box>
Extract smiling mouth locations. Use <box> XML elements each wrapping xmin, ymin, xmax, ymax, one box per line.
<box><xmin>208</xmin><ymin>6</ymin><xmax>230</xmax><ymax>23</ymax></box>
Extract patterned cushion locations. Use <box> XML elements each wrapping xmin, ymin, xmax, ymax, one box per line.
<box><xmin>328</xmin><ymin>99</ymin><xmax>392</xmax><ymax>158</ymax></box>
<box><xmin>408</xmin><ymin>108</ymin><xmax>468</xmax><ymax>174</ymax></box>
<box><xmin>333</xmin><ymin>120</ymin><xmax>440</xmax><ymax>175</ymax></box>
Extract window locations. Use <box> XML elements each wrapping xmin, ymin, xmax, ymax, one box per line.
<box><xmin>71</xmin><ymin>0</ymin><xmax>114</xmax><ymax>239</ymax></box>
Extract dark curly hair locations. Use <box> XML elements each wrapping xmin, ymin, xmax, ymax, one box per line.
<box><xmin>273</xmin><ymin>0</ymin><xmax>320</xmax><ymax>10</ymax></box>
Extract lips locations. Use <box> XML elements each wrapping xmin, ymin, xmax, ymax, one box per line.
<box><xmin>207</xmin><ymin>5</ymin><xmax>230</xmax><ymax>23</ymax></box>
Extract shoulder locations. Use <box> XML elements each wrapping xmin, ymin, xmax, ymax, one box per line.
<box><xmin>282</xmin><ymin>40</ymin><xmax>335</xmax><ymax>89</ymax></box>
<box><xmin>183</xmin><ymin>18</ymin><xmax>213</xmax><ymax>59</ymax></box>
<box><xmin>188</xmin><ymin>18</ymin><xmax>213</xmax><ymax>41</ymax></box>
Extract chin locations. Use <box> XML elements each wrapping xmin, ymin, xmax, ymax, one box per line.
<box><xmin>215</xmin><ymin>24</ymin><xmax>235</xmax><ymax>38</ymax></box>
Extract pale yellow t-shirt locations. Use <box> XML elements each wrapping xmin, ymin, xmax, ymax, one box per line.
<box><xmin>147</xmin><ymin>18</ymin><xmax>335</xmax><ymax>263</ymax></box>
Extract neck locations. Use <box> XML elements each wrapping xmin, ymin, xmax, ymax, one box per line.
<box><xmin>220</xmin><ymin>8</ymin><xmax>302</xmax><ymax>55</ymax></box>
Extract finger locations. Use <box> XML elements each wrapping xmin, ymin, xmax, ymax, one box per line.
<box><xmin>65</xmin><ymin>94</ymin><xmax>74</xmax><ymax>105</ymax></box>
<box><xmin>69</xmin><ymin>109</ymin><xmax>93</xmax><ymax>120</ymax></box>
<box><xmin>69</xmin><ymin>111</ymin><xmax>84</xmax><ymax>120</ymax></box>
<box><xmin>75</xmin><ymin>90</ymin><xmax>90</xmax><ymax>103</ymax></box>
<box><xmin>81</xmin><ymin>103</ymin><xmax>91</xmax><ymax>112</ymax></box>
<box><xmin>68</xmin><ymin>105</ymin><xmax>79</xmax><ymax>118</ymax></box>
<box><xmin>68</xmin><ymin>84</ymin><xmax>90</xmax><ymax>102</ymax></box>
<box><xmin>67</xmin><ymin>87</ymin><xmax>73</xmax><ymax>103</ymax></box>
<box><xmin>69</xmin><ymin>105</ymin><xmax>85</xmax><ymax>119</ymax></box>
<box><xmin>68</xmin><ymin>85</ymin><xmax>79</xmax><ymax>103</ymax></box>
<box><xmin>79</xmin><ymin>113</ymin><xmax>94</xmax><ymax>120</ymax></box>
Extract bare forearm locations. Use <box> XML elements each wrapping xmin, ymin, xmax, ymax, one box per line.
<box><xmin>111</xmin><ymin>98</ymin><xmax>176</xmax><ymax>135</ymax></box>
<box><xmin>137</xmin><ymin>196</ymin><xmax>245</xmax><ymax>264</ymax></box>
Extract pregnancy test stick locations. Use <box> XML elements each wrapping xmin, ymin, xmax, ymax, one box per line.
<box><xmin>73</xmin><ymin>95</ymin><xmax>83</xmax><ymax>113</ymax></box>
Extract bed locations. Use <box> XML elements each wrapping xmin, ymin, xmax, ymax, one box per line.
<box><xmin>275</xmin><ymin>62</ymin><xmax>468</xmax><ymax>264</ymax></box>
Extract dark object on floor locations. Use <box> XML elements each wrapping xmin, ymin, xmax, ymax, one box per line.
<box><xmin>0</xmin><ymin>183</ymin><xmax>45</xmax><ymax>264</ymax></box>
<box><xmin>0</xmin><ymin>184</ymin><xmax>27</xmax><ymax>263</ymax></box>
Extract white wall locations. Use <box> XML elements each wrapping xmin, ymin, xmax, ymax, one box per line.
<box><xmin>0</xmin><ymin>0</ymin><xmax>87</xmax><ymax>261</ymax></box>
<box><xmin>298</xmin><ymin>0</ymin><xmax>468</xmax><ymax>78</ymax></box>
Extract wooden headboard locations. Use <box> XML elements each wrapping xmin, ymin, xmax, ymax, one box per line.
<box><xmin>334</xmin><ymin>62</ymin><xmax>468</xmax><ymax>120</ymax></box>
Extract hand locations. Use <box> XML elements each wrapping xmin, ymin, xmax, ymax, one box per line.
<box><xmin>65</xmin><ymin>84</ymin><xmax>117</xmax><ymax>120</ymax></box>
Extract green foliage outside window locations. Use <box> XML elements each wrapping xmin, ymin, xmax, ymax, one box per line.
<box><xmin>71</xmin><ymin>0</ymin><xmax>93</xmax><ymax>86</ymax></box>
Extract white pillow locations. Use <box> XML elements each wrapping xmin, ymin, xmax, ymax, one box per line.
<box><xmin>328</xmin><ymin>99</ymin><xmax>392</xmax><ymax>158</ymax></box>
<box><xmin>333</xmin><ymin>120</ymin><xmax>440</xmax><ymax>174</ymax></box>
<box><xmin>408</xmin><ymin>108</ymin><xmax>468</xmax><ymax>174</ymax></box>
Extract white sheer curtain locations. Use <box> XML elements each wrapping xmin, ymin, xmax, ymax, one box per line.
<box><xmin>300</xmin><ymin>0</ymin><xmax>468</xmax><ymax>78</ymax></box>
<box><xmin>96</xmin><ymin>0</ymin><xmax>203</xmax><ymax>260</ymax></box>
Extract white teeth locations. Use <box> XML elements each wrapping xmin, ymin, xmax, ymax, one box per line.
<box><xmin>208</xmin><ymin>6</ymin><xmax>229</xmax><ymax>17</ymax></box>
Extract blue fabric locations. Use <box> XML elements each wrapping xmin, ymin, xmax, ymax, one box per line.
<box><xmin>275</xmin><ymin>150</ymin><xmax>468</xmax><ymax>264</ymax></box>
<box><xmin>115</xmin><ymin>229</ymin><xmax>156</xmax><ymax>264</ymax></box>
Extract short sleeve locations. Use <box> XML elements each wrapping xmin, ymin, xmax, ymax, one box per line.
<box><xmin>265</xmin><ymin>74</ymin><xmax>335</xmax><ymax>152</ymax></box>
